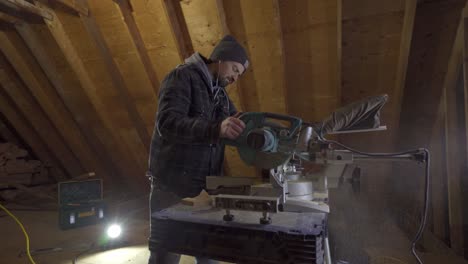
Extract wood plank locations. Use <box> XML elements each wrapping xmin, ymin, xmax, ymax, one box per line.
<box><xmin>53</xmin><ymin>0</ymin><xmax>88</xmax><ymax>16</ymax></box>
<box><xmin>396</xmin><ymin>0</ymin><xmax>466</xmax><ymax>237</ymax></box>
<box><xmin>74</xmin><ymin>0</ymin><xmax>150</xmax><ymax>151</ymax></box>
<box><xmin>429</xmin><ymin>98</ymin><xmax>449</xmax><ymax>244</ymax></box>
<box><xmin>390</xmin><ymin>0</ymin><xmax>417</xmax><ymax>145</ymax></box>
<box><xmin>0</xmin><ymin>33</ymin><xmax>85</xmax><ymax>178</ymax></box>
<box><xmin>223</xmin><ymin>0</ymin><xmax>283</xmax><ymax>113</ymax></box>
<box><xmin>15</xmin><ymin>22</ymin><xmax>117</xmax><ymax>186</ymax></box>
<box><xmin>116</xmin><ymin>0</ymin><xmax>160</xmax><ymax>96</ymax></box>
<box><xmin>279</xmin><ymin>0</ymin><xmax>340</xmax><ymax>122</ymax></box>
<box><xmin>0</xmin><ymin>85</ymin><xmax>67</xmax><ymax>181</ymax></box>
<box><xmin>273</xmin><ymin>0</ymin><xmax>288</xmax><ymax>114</ymax></box>
<box><xmin>129</xmin><ymin>0</ymin><xmax>182</xmax><ymax>81</ymax></box>
<box><xmin>35</xmin><ymin>0</ymin><xmax>88</xmax><ymax>16</ymax></box>
<box><xmin>398</xmin><ymin>0</ymin><xmax>466</xmax><ymax>151</ymax></box>
<box><xmin>0</xmin><ymin>0</ymin><xmax>52</xmax><ymax>20</ymax></box>
<box><xmin>34</xmin><ymin>2</ymin><xmax>147</xmax><ymax>191</ymax></box>
<box><xmin>443</xmin><ymin>26</ymin><xmax>465</xmax><ymax>254</ymax></box>
<box><xmin>161</xmin><ymin>0</ymin><xmax>194</xmax><ymax>61</ymax></box>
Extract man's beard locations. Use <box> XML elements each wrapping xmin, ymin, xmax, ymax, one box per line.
<box><xmin>215</xmin><ymin>74</ymin><xmax>230</xmax><ymax>88</ymax></box>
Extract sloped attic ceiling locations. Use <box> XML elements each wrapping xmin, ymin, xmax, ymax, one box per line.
<box><xmin>0</xmin><ymin>0</ymin><xmax>465</xmax><ymax>207</ymax></box>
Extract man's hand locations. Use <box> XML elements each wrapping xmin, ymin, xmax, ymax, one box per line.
<box><xmin>220</xmin><ymin>116</ymin><xmax>246</xmax><ymax>140</ymax></box>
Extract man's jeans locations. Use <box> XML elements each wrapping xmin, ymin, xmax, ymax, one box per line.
<box><xmin>148</xmin><ymin>184</ymin><xmax>218</xmax><ymax>264</ymax></box>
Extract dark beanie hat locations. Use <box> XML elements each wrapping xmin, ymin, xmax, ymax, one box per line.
<box><xmin>210</xmin><ymin>35</ymin><xmax>249</xmax><ymax>70</ymax></box>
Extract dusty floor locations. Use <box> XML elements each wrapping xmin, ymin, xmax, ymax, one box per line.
<box><xmin>0</xmin><ymin>186</ymin><xmax>467</xmax><ymax>264</ymax></box>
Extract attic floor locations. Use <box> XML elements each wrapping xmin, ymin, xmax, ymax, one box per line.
<box><xmin>0</xmin><ymin>189</ymin><xmax>466</xmax><ymax>264</ymax></box>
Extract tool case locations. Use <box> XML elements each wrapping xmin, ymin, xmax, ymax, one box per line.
<box><xmin>58</xmin><ymin>178</ymin><xmax>106</xmax><ymax>230</ymax></box>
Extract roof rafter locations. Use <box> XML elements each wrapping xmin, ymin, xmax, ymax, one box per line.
<box><xmin>0</xmin><ymin>0</ymin><xmax>52</xmax><ymax>20</ymax></box>
<box><xmin>161</xmin><ymin>0</ymin><xmax>194</xmax><ymax>61</ymax></box>
<box><xmin>74</xmin><ymin>0</ymin><xmax>151</xmax><ymax>150</ymax></box>
<box><xmin>15</xmin><ymin>22</ymin><xmax>118</xmax><ymax>185</ymax></box>
<box><xmin>115</xmin><ymin>0</ymin><xmax>160</xmax><ymax>96</ymax></box>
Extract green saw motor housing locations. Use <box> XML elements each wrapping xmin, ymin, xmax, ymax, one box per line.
<box><xmin>224</xmin><ymin>112</ymin><xmax>302</xmax><ymax>168</ymax></box>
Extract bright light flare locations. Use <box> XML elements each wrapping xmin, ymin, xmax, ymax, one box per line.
<box><xmin>106</xmin><ymin>224</ymin><xmax>122</xmax><ymax>239</ymax></box>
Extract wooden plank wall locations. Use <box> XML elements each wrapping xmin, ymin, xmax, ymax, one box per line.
<box><xmin>395</xmin><ymin>0</ymin><xmax>467</xmax><ymax>255</ymax></box>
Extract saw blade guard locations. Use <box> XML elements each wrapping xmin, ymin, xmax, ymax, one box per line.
<box><xmin>224</xmin><ymin>112</ymin><xmax>302</xmax><ymax>168</ymax></box>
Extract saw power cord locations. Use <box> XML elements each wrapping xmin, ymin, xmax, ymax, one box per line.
<box><xmin>321</xmin><ymin>138</ymin><xmax>429</xmax><ymax>264</ymax></box>
<box><xmin>0</xmin><ymin>203</ymin><xmax>37</xmax><ymax>264</ymax></box>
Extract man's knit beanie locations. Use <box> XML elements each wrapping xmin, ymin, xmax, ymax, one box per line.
<box><xmin>210</xmin><ymin>35</ymin><xmax>249</xmax><ymax>70</ymax></box>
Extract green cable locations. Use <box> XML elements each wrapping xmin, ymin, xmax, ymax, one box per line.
<box><xmin>0</xmin><ymin>203</ymin><xmax>36</xmax><ymax>264</ymax></box>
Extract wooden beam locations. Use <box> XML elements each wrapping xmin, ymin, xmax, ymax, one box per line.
<box><xmin>273</xmin><ymin>0</ymin><xmax>288</xmax><ymax>114</ymax></box>
<box><xmin>161</xmin><ymin>0</ymin><xmax>194</xmax><ymax>61</ymax></box>
<box><xmin>280</xmin><ymin>0</ymin><xmax>340</xmax><ymax>121</ymax></box>
<box><xmin>0</xmin><ymin>11</ymin><xmax>21</xmax><ymax>24</ymax></box>
<box><xmin>214</xmin><ymin>0</ymin><xmax>245</xmax><ymax>112</ymax></box>
<box><xmin>215</xmin><ymin>0</ymin><xmax>229</xmax><ymax>36</ymax></box>
<box><xmin>52</xmin><ymin>0</ymin><xmax>88</xmax><ymax>16</ymax></box>
<box><xmin>443</xmin><ymin>18</ymin><xmax>464</xmax><ymax>252</ymax></box>
<box><xmin>35</xmin><ymin>1</ymin><xmax>146</xmax><ymax>191</ymax></box>
<box><xmin>337</xmin><ymin>0</ymin><xmax>342</xmax><ymax>112</ymax></box>
<box><xmin>391</xmin><ymin>0</ymin><xmax>417</xmax><ymax>142</ymax></box>
<box><xmin>0</xmin><ymin>75</ymin><xmax>67</xmax><ymax>181</ymax></box>
<box><xmin>396</xmin><ymin>0</ymin><xmax>466</xmax><ymax>223</ymax></box>
<box><xmin>0</xmin><ymin>113</ymin><xmax>25</xmax><ymax>148</ymax></box>
<box><xmin>430</xmin><ymin>98</ymin><xmax>449</xmax><ymax>244</ymax></box>
<box><xmin>0</xmin><ymin>33</ymin><xmax>86</xmax><ymax>178</ymax></box>
<box><xmin>73</xmin><ymin>0</ymin><xmax>150</xmax><ymax>151</ymax></box>
<box><xmin>35</xmin><ymin>0</ymin><xmax>88</xmax><ymax>16</ymax></box>
<box><xmin>0</xmin><ymin>0</ymin><xmax>52</xmax><ymax>20</ymax></box>
<box><xmin>214</xmin><ymin>0</ymin><xmax>256</xmax><ymax>178</ymax></box>
<box><xmin>398</xmin><ymin>0</ymin><xmax>466</xmax><ymax>150</ymax></box>
<box><xmin>116</xmin><ymin>0</ymin><xmax>160</xmax><ymax>96</ymax></box>
<box><xmin>15</xmin><ymin>22</ymin><xmax>118</xmax><ymax>185</ymax></box>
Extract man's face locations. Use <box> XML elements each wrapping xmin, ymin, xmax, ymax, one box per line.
<box><xmin>216</xmin><ymin>61</ymin><xmax>245</xmax><ymax>87</ymax></box>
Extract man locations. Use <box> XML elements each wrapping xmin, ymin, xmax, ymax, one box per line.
<box><xmin>148</xmin><ymin>35</ymin><xmax>249</xmax><ymax>263</ymax></box>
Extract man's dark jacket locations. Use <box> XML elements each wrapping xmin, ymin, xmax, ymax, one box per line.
<box><xmin>148</xmin><ymin>53</ymin><xmax>236</xmax><ymax>198</ymax></box>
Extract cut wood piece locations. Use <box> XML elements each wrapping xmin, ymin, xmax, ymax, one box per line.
<box><xmin>181</xmin><ymin>190</ymin><xmax>212</xmax><ymax>207</ymax></box>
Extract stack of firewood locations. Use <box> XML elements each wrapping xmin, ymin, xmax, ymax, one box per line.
<box><xmin>0</xmin><ymin>143</ymin><xmax>56</xmax><ymax>206</ymax></box>
<box><xmin>0</xmin><ymin>142</ymin><xmax>50</xmax><ymax>186</ymax></box>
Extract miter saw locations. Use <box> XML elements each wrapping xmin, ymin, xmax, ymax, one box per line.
<box><xmin>204</xmin><ymin>94</ymin><xmax>429</xmax><ymax>264</ymax></box>
<box><xmin>150</xmin><ymin>94</ymin><xmax>430</xmax><ymax>264</ymax></box>
<box><xmin>208</xmin><ymin>94</ymin><xmax>418</xmax><ymax>222</ymax></box>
